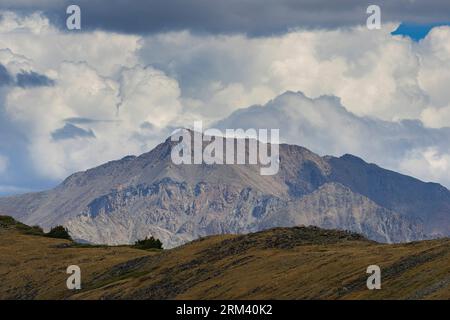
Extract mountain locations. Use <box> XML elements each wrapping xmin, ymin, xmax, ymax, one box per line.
<box><xmin>1</xmin><ymin>216</ymin><xmax>449</xmax><ymax>300</ymax></box>
<box><xmin>0</xmin><ymin>132</ymin><xmax>449</xmax><ymax>248</ymax></box>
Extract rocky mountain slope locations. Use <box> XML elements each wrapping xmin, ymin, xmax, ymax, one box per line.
<box><xmin>0</xmin><ymin>132</ymin><xmax>449</xmax><ymax>248</ymax></box>
<box><xmin>1</xmin><ymin>216</ymin><xmax>449</xmax><ymax>300</ymax></box>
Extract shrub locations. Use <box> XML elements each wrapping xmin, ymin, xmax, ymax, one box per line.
<box><xmin>22</xmin><ymin>225</ymin><xmax>45</xmax><ymax>236</ymax></box>
<box><xmin>0</xmin><ymin>216</ymin><xmax>44</xmax><ymax>236</ymax></box>
<box><xmin>0</xmin><ymin>215</ymin><xmax>17</xmax><ymax>227</ymax></box>
<box><xmin>133</xmin><ymin>236</ymin><xmax>163</xmax><ymax>250</ymax></box>
<box><xmin>46</xmin><ymin>225</ymin><xmax>72</xmax><ymax>240</ymax></box>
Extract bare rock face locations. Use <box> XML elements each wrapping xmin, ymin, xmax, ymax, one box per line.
<box><xmin>0</xmin><ymin>133</ymin><xmax>448</xmax><ymax>248</ymax></box>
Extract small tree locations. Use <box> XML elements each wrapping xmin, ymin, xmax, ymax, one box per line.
<box><xmin>133</xmin><ymin>236</ymin><xmax>163</xmax><ymax>250</ymax></box>
<box><xmin>46</xmin><ymin>225</ymin><xmax>72</xmax><ymax>240</ymax></box>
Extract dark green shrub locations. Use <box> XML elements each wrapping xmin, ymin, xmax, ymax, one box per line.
<box><xmin>133</xmin><ymin>236</ymin><xmax>163</xmax><ymax>250</ymax></box>
<box><xmin>0</xmin><ymin>216</ymin><xmax>44</xmax><ymax>236</ymax></box>
<box><xmin>46</xmin><ymin>225</ymin><xmax>72</xmax><ymax>240</ymax></box>
<box><xmin>22</xmin><ymin>225</ymin><xmax>45</xmax><ymax>236</ymax></box>
<box><xmin>0</xmin><ymin>215</ymin><xmax>17</xmax><ymax>227</ymax></box>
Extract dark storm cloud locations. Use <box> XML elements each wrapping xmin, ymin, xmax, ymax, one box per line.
<box><xmin>0</xmin><ymin>64</ymin><xmax>13</xmax><ymax>86</ymax></box>
<box><xmin>16</xmin><ymin>70</ymin><xmax>55</xmax><ymax>88</ymax></box>
<box><xmin>1</xmin><ymin>0</ymin><xmax>450</xmax><ymax>35</ymax></box>
<box><xmin>51</xmin><ymin>123</ymin><xmax>95</xmax><ymax>140</ymax></box>
<box><xmin>0</xmin><ymin>64</ymin><xmax>54</xmax><ymax>88</ymax></box>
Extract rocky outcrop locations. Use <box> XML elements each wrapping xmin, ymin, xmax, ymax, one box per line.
<box><xmin>65</xmin><ymin>180</ymin><xmax>425</xmax><ymax>248</ymax></box>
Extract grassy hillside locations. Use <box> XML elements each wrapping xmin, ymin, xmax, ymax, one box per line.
<box><xmin>0</xmin><ymin>216</ymin><xmax>448</xmax><ymax>300</ymax></box>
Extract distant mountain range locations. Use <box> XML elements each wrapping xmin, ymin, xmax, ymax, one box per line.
<box><xmin>0</xmin><ymin>132</ymin><xmax>449</xmax><ymax>248</ymax></box>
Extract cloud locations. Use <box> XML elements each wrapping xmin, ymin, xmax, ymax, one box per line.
<box><xmin>51</xmin><ymin>123</ymin><xmax>95</xmax><ymax>140</ymax></box>
<box><xmin>1</xmin><ymin>10</ymin><xmax>450</xmax><ymax>192</ymax></box>
<box><xmin>2</xmin><ymin>1</ymin><xmax>450</xmax><ymax>35</ymax></box>
<box><xmin>117</xmin><ymin>65</ymin><xmax>182</xmax><ymax>128</ymax></box>
<box><xmin>215</xmin><ymin>91</ymin><xmax>450</xmax><ymax>188</ymax></box>
<box><xmin>16</xmin><ymin>70</ymin><xmax>54</xmax><ymax>87</ymax></box>
<box><xmin>0</xmin><ymin>53</ymin><xmax>54</xmax><ymax>88</ymax></box>
<box><xmin>0</xmin><ymin>11</ymin><xmax>182</xmax><ymax>184</ymax></box>
<box><xmin>138</xmin><ymin>24</ymin><xmax>450</xmax><ymax>126</ymax></box>
<box><xmin>0</xmin><ymin>10</ymin><xmax>51</xmax><ymax>34</ymax></box>
<box><xmin>0</xmin><ymin>64</ymin><xmax>13</xmax><ymax>85</ymax></box>
<box><xmin>4</xmin><ymin>61</ymin><xmax>182</xmax><ymax>180</ymax></box>
<box><xmin>0</xmin><ymin>11</ymin><xmax>141</xmax><ymax>76</ymax></box>
<box><xmin>417</xmin><ymin>26</ymin><xmax>450</xmax><ymax>128</ymax></box>
<box><xmin>399</xmin><ymin>147</ymin><xmax>450</xmax><ymax>185</ymax></box>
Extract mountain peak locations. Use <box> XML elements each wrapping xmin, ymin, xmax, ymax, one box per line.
<box><xmin>0</xmin><ymin>132</ymin><xmax>448</xmax><ymax>248</ymax></box>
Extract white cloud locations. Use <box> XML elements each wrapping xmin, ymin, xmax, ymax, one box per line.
<box><xmin>117</xmin><ymin>65</ymin><xmax>182</xmax><ymax>128</ymax></box>
<box><xmin>4</xmin><ymin>62</ymin><xmax>182</xmax><ymax>179</ymax></box>
<box><xmin>0</xmin><ymin>11</ymin><xmax>51</xmax><ymax>34</ymax></box>
<box><xmin>399</xmin><ymin>148</ymin><xmax>450</xmax><ymax>184</ymax></box>
<box><xmin>0</xmin><ymin>12</ymin><xmax>183</xmax><ymax>180</ymax></box>
<box><xmin>0</xmin><ymin>48</ymin><xmax>34</xmax><ymax>75</ymax></box>
<box><xmin>138</xmin><ymin>24</ymin><xmax>450</xmax><ymax>125</ymax></box>
<box><xmin>417</xmin><ymin>26</ymin><xmax>450</xmax><ymax>128</ymax></box>
<box><xmin>0</xmin><ymin>11</ymin><xmax>141</xmax><ymax>76</ymax></box>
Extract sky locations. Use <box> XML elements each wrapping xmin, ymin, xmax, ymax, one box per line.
<box><xmin>1</xmin><ymin>1</ymin><xmax>450</xmax><ymax>194</ymax></box>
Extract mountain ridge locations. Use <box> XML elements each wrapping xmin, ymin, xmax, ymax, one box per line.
<box><xmin>0</xmin><ymin>132</ymin><xmax>448</xmax><ymax>247</ymax></box>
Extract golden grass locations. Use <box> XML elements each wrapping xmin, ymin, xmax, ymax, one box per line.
<box><xmin>0</xmin><ymin>225</ymin><xmax>449</xmax><ymax>300</ymax></box>
<box><xmin>0</xmin><ymin>230</ymin><xmax>150</xmax><ymax>299</ymax></box>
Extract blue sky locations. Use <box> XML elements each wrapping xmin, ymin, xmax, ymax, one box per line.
<box><xmin>392</xmin><ymin>23</ymin><xmax>450</xmax><ymax>41</ymax></box>
<box><xmin>1</xmin><ymin>1</ymin><xmax>450</xmax><ymax>195</ymax></box>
